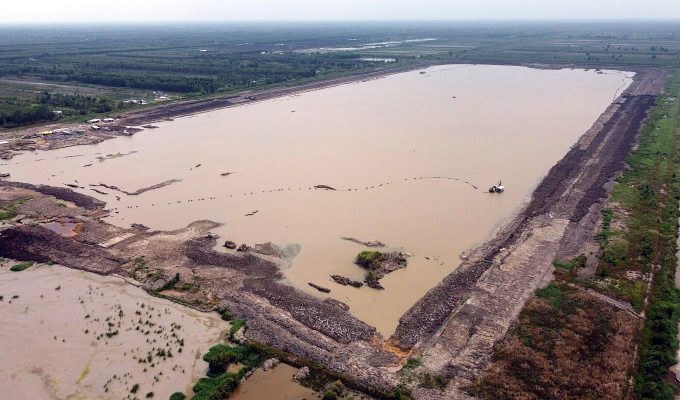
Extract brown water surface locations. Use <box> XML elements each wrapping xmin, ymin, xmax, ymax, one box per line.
<box><xmin>5</xmin><ymin>65</ymin><xmax>632</xmax><ymax>335</ymax></box>
<box><xmin>229</xmin><ymin>364</ymin><xmax>317</xmax><ymax>400</ymax></box>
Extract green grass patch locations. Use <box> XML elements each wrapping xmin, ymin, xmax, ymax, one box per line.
<box><xmin>553</xmin><ymin>254</ymin><xmax>587</xmax><ymax>272</ymax></box>
<box><xmin>0</xmin><ymin>198</ymin><xmax>30</xmax><ymax>220</ymax></box>
<box><xmin>229</xmin><ymin>319</ymin><xmax>246</xmax><ymax>339</ymax></box>
<box><xmin>192</xmin><ymin>343</ymin><xmax>262</xmax><ymax>400</ymax></box>
<box><xmin>402</xmin><ymin>358</ymin><xmax>421</xmax><ymax>370</ymax></box>
<box><xmin>355</xmin><ymin>250</ymin><xmax>386</xmax><ymax>269</ymax></box>
<box><xmin>10</xmin><ymin>261</ymin><xmax>33</xmax><ymax>272</ymax></box>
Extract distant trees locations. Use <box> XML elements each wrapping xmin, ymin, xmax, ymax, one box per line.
<box><xmin>0</xmin><ymin>91</ymin><xmax>129</xmax><ymax>128</ymax></box>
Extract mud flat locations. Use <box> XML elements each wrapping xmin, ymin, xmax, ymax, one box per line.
<box><xmin>0</xmin><ymin>262</ymin><xmax>228</xmax><ymax>400</ymax></box>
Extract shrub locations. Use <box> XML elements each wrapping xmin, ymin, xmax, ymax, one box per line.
<box><xmin>10</xmin><ymin>261</ymin><xmax>33</xmax><ymax>272</ymax></box>
<box><xmin>355</xmin><ymin>251</ymin><xmax>385</xmax><ymax>269</ymax></box>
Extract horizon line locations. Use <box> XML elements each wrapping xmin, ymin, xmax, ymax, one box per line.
<box><xmin>1</xmin><ymin>18</ymin><xmax>680</xmax><ymax>26</ymax></box>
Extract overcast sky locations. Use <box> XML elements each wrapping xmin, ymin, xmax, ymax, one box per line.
<box><xmin>2</xmin><ymin>0</ymin><xmax>679</xmax><ymax>23</ymax></box>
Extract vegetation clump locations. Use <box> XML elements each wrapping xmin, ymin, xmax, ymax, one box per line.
<box><xmin>229</xmin><ymin>319</ymin><xmax>246</xmax><ymax>339</ymax></box>
<box><xmin>193</xmin><ymin>344</ymin><xmax>261</xmax><ymax>400</ymax></box>
<box><xmin>552</xmin><ymin>254</ymin><xmax>587</xmax><ymax>272</ymax></box>
<box><xmin>355</xmin><ymin>251</ymin><xmax>386</xmax><ymax>269</ymax></box>
<box><xmin>355</xmin><ymin>250</ymin><xmax>408</xmax><ymax>289</ymax></box>
<box><xmin>10</xmin><ymin>261</ymin><xmax>33</xmax><ymax>272</ymax></box>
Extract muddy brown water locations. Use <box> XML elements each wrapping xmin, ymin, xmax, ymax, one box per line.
<box><xmin>5</xmin><ymin>65</ymin><xmax>632</xmax><ymax>336</ymax></box>
<box><xmin>229</xmin><ymin>364</ymin><xmax>317</xmax><ymax>400</ymax></box>
<box><xmin>0</xmin><ymin>263</ymin><xmax>228</xmax><ymax>399</ymax></box>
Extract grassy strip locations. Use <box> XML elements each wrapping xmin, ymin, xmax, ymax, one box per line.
<box><xmin>632</xmin><ymin>72</ymin><xmax>680</xmax><ymax>400</ymax></box>
<box><xmin>9</xmin><ymin>261</ymin><xmax>33</xmax><ymax>271</ymax></box>
<box><xmin>587</xmin><ymin>69</ymin><xmax>680</xmax><ymax>398</ymax></box>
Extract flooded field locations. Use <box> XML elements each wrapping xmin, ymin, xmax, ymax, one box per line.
<box><xmin>4</xmin><ymin>65</ymin><xmax>632</xmax><ymax>335</ymax></box>
<box><xmin>0</xmin><ymin>263</ymin><xmax>228</xmax><ymax>399</ymax></box>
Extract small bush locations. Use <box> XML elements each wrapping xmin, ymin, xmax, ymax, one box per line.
<box><xmin>169</xmin><ymin>393</ymin><xmax>186</xmax><ymax>400</ymax></box>
<box><xmin>10</xmin><ymin>262</ymin><xmax>33</xmax><ymax>272</ymax></box>
<box><xmin>217</xmin><ymin>306</ymin><xmax>233</xmax><ymax>321</ymax></box>
<box><xmin>355</xmin><ymin>251</ymin><xmax>385</xmax><ymax>269</ymax></box>
<box><xmin>322</xmin><ymin>390</ymin><xmax>338</xmax><ymax>400</ymax></box>
<box><xmin>553</xmin><ymin>254</ymin><xmax>587</xmax><ymax>272</ymax></box>
<box><xmin>403</xmin><ymin>358</ymin><xmax>422</xmax><ymax>370</ymax></box>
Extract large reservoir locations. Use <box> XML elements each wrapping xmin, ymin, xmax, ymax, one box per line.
<box><xmin>6</xmin><ymin>64</ymin><xmax>633</xmax><ymax>335</ymax></box>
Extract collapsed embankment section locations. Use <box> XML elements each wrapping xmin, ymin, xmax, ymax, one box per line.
<box><xmin>184</xmin><ymin>235</ymin><xmax>378</xmax><ymax>344</ymax></box>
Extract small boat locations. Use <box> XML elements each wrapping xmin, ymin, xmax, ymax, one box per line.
<box><xmin>488</xmin><ymin>180</ymin><xmax>505</xmax><ymax>193</ymax></box>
